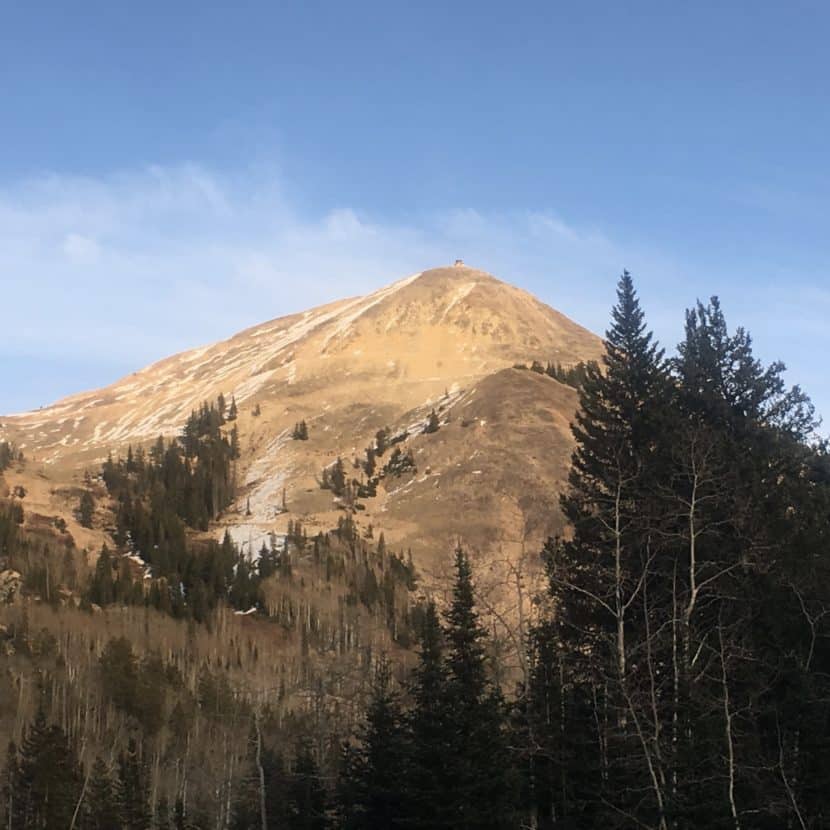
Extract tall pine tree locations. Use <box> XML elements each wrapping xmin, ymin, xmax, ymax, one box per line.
<box><xmin>442</xmin><ymin>549</ymin><xmax>515</xmax><ymax>829</ymax></box>
<box><xmin>405</xmin><ymin>601</ymin><xmax>453</xmax><ymax>828</ymax></box>
<box><xmin>337</xmin><ymin>659</ymin><xmax>408</xmax><ymax>829</ymax></box>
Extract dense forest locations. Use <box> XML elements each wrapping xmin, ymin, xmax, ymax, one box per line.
<box><xmin>2</xmin><ymin>273</ymin><xmax>829</xmax><ymax>828</ymax></box>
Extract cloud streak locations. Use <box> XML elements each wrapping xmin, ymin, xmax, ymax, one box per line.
<box><xmin>0</xmin><ymin>163</ymin><xmax>638</xmax><ymax>361</ymax></box>
<box><xmin>0</xmin><ymin>162</ymin><xmax>826</xmax><ymax>427</ymax></box>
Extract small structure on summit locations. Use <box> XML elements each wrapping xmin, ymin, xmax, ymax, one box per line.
<box><xmin>454</xmin><ymin>258</ymin><xmax>465</xmax><ymax>267</ymax></box>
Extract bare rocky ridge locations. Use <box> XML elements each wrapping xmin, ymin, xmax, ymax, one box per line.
<box><xmin>0</xmin><ymin>263</ymin><xmax>603</xmax><ymax>610</ymax></box>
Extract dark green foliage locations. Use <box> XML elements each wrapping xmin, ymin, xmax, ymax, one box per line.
<box><xmin>117</xmin><ymin>738</ymin><xmax>151</xmax><ymax>830</ymax></box>
<box><xmin>404</xmin><ymin>602</ymin><xmax>452</xmax><ymax>828</ymax></box>
<box><xmin>382</xmin><ymin>447</ymin><xmax>416</xmax><ymax>478</ymax></box>
<box><xmin>337</xmin><ymin>556</ymin><xmax>516</xmax><ymax>829</ymax></box>
<box><xmin>0</xmin><ymin>501</ymin><xmax>24</xmax><ymax>560</ymax></box>
<box><xmin>556</xmin><ymin>270</ymin><xmax>668</xmax><ymax>680</ymax></box>
<box><xmin>0</xmin><ymin>500</ymin><xmax>84</xmax><ymax>605</ymax></box>
<box><xmin>516</xmin><ymin>617</ymin><xmax>603</xmax><ymax>828</ymax></box>
<box><xmin>441</xmin><ymin>550</ymin><xmax>515</xmax><ymax>828</ymax></box>
<box><xmin>530</xmin><ymin>273</ymin><xmax>830</xmax><ymax>828</ymax></box>
<box><xmin>321</xmin><ymin>428</ymin><xmax>414</xmax><ymax>503</ymax></box>
<box><xmin>292</xmin><ymin>420</ymin><xmax>309</xmax><ymax>440</ymax></box>
<box><xmin>362</xmin><ymin>446</ymin><xmax>376</xmax><ymax>478</ymax></box>
<box><xmin>229</xmin><ymin>541</ymin><xmax>261</xmax><ymax>611</ymax></box>
<box><xmin>424</xmin><ymin>410</ymin><xmax>440</xmax><ymax>434</ymax></box>
<box><xmin>3</xmin><ymin>741</ymin><xmax>19</xmax><ymax>826</ymax></box>
<box><xmin>374</xmin><ymin>428</ymin><xmax>388</xmax><ymax>456</ymax></box>
<box><xmin>104</xmin><ymin>397</ymin><xmax>236</xmax><ymax>533</ymax></box>
<box><xmin>77</xmin><ymin>490</ymin><xmax>95</xmax><ymax>528</ymax></box>
<box><xmin>99</xmin><ymin>638</ymin><xmax>170</xmax><ymax>734</ymax></box>
<box><xmin>99</xmin><ymin>398</ymin><xmax>263</xmax><ymax>619</ymax></box>
<box><xmin>5</xmin><ymin>704</ymin><xmax>84</xmax><ymax>829</ymax></box>
<box><xmin>288</xmin><ymin>737</ymin><xmax>328</xmax><ymax>830</ymax></box>
<box><xmin>320</xmin><ymin>458</ymin><xmax>347</xmax><ymax>496</ymax></box>
<box><xmin>514</xmin><ymin>360</ymin><xmax>597</xmax><ymax>389</ymax></box>
<box><xmin>337</xmin><ymin>660</ymin><xmax>408</xmax><ymax>829</ymax></box>
<box><xmin>0</xmin><ymin>441</ymin><xmax>22</xmax><ymax>472</ymax></box>
<box><xmin>544</xmin><ymin>359</ymin><xmax>597</xmax><ymax>389</ymax></box>
<box><xmin>0</xmin><ymin>443</ymin><xmax>11</xmax><ymax>472</ymax></box>
<box><xmin>87</xmin><ymin>545</ymin><xmax>115</xmax><ymax>606</ymax></box>
<box><xmin>84</xmin><ymin>757</ymin><xmax>120</xmax><ymax>830</ymax></box>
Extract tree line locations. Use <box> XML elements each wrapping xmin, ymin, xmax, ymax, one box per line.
<box><xmin>514</xmin><ymin>359</ymin><xmax>598</xmax><ymax>389</ymax></box>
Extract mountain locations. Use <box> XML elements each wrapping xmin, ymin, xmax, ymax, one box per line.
<box><xmin>6</xmin><ymin>265</ymin><xmax>827</xmax><ymax>830</ymax></box>
<box><xmin>0</xmin><ymin>262</ymin><xmax>603</xmax><ymax>599</ymax></box>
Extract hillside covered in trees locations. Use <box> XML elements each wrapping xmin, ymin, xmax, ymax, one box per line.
<box><xmin>2</xmin><ymin>271</ymin><xmax>829</xmax><ymax>828</ymax></box>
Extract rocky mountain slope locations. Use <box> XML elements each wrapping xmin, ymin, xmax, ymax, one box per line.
<box><xmin>0</xmin><ymin>262</ymin><xmax>603</xmax><ymax>604</ymax></box>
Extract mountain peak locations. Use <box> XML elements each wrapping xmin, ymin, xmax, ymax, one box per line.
<box><xmin>406</xmin><ymin>262</ymin><xmax>499</xmax><ymax>288</ymax></box>
<box><xmin>0</xmin><ymin>265</ymin><xmax>602</xmax><ymax>471</ymax></box>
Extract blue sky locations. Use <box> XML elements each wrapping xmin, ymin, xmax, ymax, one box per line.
<box><xmin>1</xmin><ymin>1</ymin><xmax>828</xmax><ymax>426</ymax></box>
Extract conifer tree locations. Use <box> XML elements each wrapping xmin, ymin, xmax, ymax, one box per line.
<box><xmin>232</xmin><ymin>720</ymin><xmax>268</xmax><ymax>830</ymax></box>
<box><xmin>292</xmin><ymin>420</ymin><xmax>309</xmax><ymax>440</ymax></box>
<box><xmin>88</xmin><ymin>545</ymin><xmax>115</xmax><ymax>606</ymax></box>
<box><xmin>78</xmin><ymin>490</ymin><xmax>95</xmax><ymax>528</ymax></box>
<box><xmin>7</xmin><ymin>704</ymin><xmax>84</xmax><ymax>829</ymax></box>
<box><xmin>84</xmin><ymin>757</ymin><xmax>120</xmax><ymax>830</ymax></box>
<box><xmin>3</xmin><ymin>740</ymin><xmax>20</xmax><ymax>828</ymax></box>
<box><xmin>338</xmin><ymin>659</ymin><xmax>408</xmax><ymax>828</ymax></box>
<box><xmin>405</xmin><ymin>601</ymin><xmax>453</xmax><ymax>828</ymax></box>
<box><xmin>117</xmin><ymin>738</ymin><xmax>150</xmax><ymax>830</ymax></box>
<box><xmin>442</xmin><ymin>549</ymin><xmax>515</xmax><ymax>829</ymax></box>
<box><xmin>549</xmin><ymin>271</ymin><xmax>671</xmax><ymax>824</ymax></box>
<box><xmin>287</xmin><ymin>737</ymin><xmax>327</xmax><ymax>830</ymax></box>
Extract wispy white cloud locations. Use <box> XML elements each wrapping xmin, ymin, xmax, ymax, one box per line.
<box><xmin>62</xmin><ymin>232</ymin><xmax>101</xmax><ymax>264</ymax></box>
<box><xmin>0</xmin><ymin>163</ymin><xmax>640</xmax><ymax>363</ymax></box>
<box><xmin>0</xmin><ymin>162</ymin><xmax>826</xmax><ymax>424</ymax></box>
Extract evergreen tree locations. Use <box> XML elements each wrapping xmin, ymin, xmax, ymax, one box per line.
<box><xmin>292</xmin><ymin>421</ymin><xmax>309</xmax><ymax>441</ymax></box>
<box><xmin>548</xmin><ymin>271</ymin><xmax>671</xmax><ymax>823</ymax></box>
<box><xmin>0</xmin><ymin>441</ymin><xmax>18</xmax><ymax>471</ymax></box>
<box><xmin>405</xmin><ymin>601</ymin><xmax>453</xmax><ymax>828</ymax></box>
<box><xmin>287</xmin><ymin>737</ymin><xmax>328</xmax><ymax>830</ymax></box>
<box><xmin>88</xmin><ymin>545</ymin><xmax>115</xmax><ymax>606</ymax></box>
<box><xmin>262</xmin><ymin>747</ymin><xmax>290</xmax><ymax>829</ymax></box>
<box><xmin>517</xmin><ymin>616</ymin><xmax>603</xmax><ymax>829</ymax></box>
<box><xmin>78</xmin><ymin>490</ymin><xmax>95</xmax><ymax>528</ymax></box>
<box><xmin>84</xmin><ymin>757</ymin><xmax>120</xmax><ymax>830</ymax></box>
<box><xmin>337</xmin><ymin>659</ymin><xmax>408</xmax><ymax>828</ymax></box>
<box><xmin>232</xmin><ymin>720</ymin><xmax>268</xmax><ymax>830</ymax></box>
<box><xmin>155</xmin><ymin>796</ymin><xmax>174</xmax><ymax>830</ymax></box>
<box><xmin>3</xmin><ymin>740</ymin><xmax>20</xmax><ymax>828</ymax></box>
<box><xmin>442</xmin><ymin>549</ymin><xmax>515</xmax><ymax>829</ymax></box>
<box><xmin>230</xmin><ymin>425</ymin><xmax>240</xmax><ymax>460</ymax></box>
<box><xmin>7</xmin><ymin>704</ymin><xmax>84</xmax><ymax>829</ymax></box>
<box><xmin>117</xmin><ymin>738</ymin><xmax>150</xmax><ymax>830</ymax></box>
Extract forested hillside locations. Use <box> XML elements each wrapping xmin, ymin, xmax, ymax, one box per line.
<box><xmin>2</xmin><ymin>272</ymin><xmax>829</xmax><ymax>828</ymax></box>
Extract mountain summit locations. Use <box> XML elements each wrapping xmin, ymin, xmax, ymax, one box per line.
<box><xmin>1</xmin><ymin>264</ymin><xmax>602</xmax><ymax>590</ymax></box>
